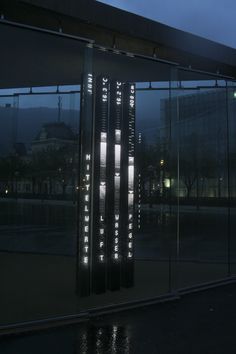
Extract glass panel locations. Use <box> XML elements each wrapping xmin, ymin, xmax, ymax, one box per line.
<box><xmin>74</xmin><ymin>47</ymin><xmax>175</xmax><ymax>310</ymax></box>
<box><xmin>228</xmin><ymin>81</ymin><xmax>236</xmax><ymax>275</ymax></box>
<box><xmin>172</xmin><ymin>69</ymin><xmax>229</xmax><ymax>289</ymax></box>
<box><xmin>0</xmin><ymin>38</ymin><xmax>232</xmax><ymax>327</ymax></box>
<box><xmin>0</xmin><ymin>87</ymin><xmax>81</xmax><ymax>325</ymax></box>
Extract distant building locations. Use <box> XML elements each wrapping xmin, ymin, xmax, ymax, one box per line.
<box><xmin>0</xmin><ymin>122</ymin><xmax>78</xmax><ymax>198</ymax></box>
<box><xmin>31</xmin><ymin>122</ymin><xmax>77</xmax><ymax>153</ymax></box>
<box><xmin>160</xmin><ymin>89</ymin><xmax>236</xmax><ymax>199</ymax></box>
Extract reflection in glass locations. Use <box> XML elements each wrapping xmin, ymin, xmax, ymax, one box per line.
<box><xmin>170</xmin><ymin>75</ymin><xmax>229</xmax><ymax>288</ymax></box>
<box><xmin>0</xmin><ymin>88</ymin><xmax>80</xmax><ymax>325</ymax></box>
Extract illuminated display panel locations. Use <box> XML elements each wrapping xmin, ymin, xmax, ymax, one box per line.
<box><xmin>114</xmin><ymin>131</ymin><xmax>121</xmax><ymax>261</ymax></box>
<box><xmin>113</xmin><ymin>83</ymin><xmax>122</xmax><ymax>265</ymax></box>
<box><xmin>78</xmin><ymin>70</ymin><xmax>94</xmax><ymax>297</ymax></box>
<box><xmin>99</xmin><ymin>132</ymin><xmax>107</xmax><ymax>263</ymax></box>
<box><xmin>137</xmin><ymin>133</ymin><xmax>142</xmax><ymax>230</ymax></box>
<box><xmin>121</xmin><ymin>83</ymin><xmax>135</xmax><ymax>287</ymax></box>
<box><xmin>127</xmin><ymin>84</ymin><xmax>135</xmax><ymax>262</ymax></box>
<box><xmin>107</xmin><ymin>80</ymin><xmax>124</xmax><ymax>291</ymax></box>
<box><xmin>92</xmin><ymin>76</ymin><xmax>109</xmax><ymax>293</ymax></box>
<box><xmin>78</xmin><ymin>73</ymin><xmax>135</xmax><ymax>295</ymax></box>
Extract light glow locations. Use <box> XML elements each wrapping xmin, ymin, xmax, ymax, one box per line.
<box><xmin>164</xmin><ymin>178</ymin><xmax>171</xmax><ymax>188</ymax></box>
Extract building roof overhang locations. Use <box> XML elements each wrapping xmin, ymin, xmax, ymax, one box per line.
<box><xmin>0</xmin><ymin>0</ymin><xmax>235</xmax><ymax>88</ymax></box>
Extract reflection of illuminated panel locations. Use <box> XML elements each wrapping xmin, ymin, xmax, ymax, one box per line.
<box><xmin>92</xmin><ymin>76</ymin><xmax>109</xmax><ymax>294</ymax></box>
<box><xmin>76</xmin><ymin>325</ymin><xmax>130</xmax><ymax>353</ymax></box>
<box><xmin>121</xmin><ymin>83</ymin><xmax>135</xmax><ymax>287</ymax></box>
<box><xmin>78</xmin><ymin>71</ymin><xmax>94</xmax><ymax>297</ymax></box>
<box><xmin>107</xmin><ymin>80</ymin><xmax>123</xmax><ymax>291</ymax></box>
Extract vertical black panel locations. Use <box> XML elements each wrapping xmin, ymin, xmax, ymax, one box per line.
<box><xmin>77</xmin><ymin>47</ymin><xmax>93</xmax><ymax>297</ymax></box>
<box><xmin>136</xmin><ymin>133</ymin><xmax>142</xmax><ymax>232</ymax></box>
<box><xmin>107</xmin><ymin>80</ymin><xmax>123</xmax><ymax>291</ymax></box>
<box><xmin>78</xmin><ymin>73</ymin><xmax>135</xmax><ymax>295</ymax></box>
<box><xmin>120</xmin><ymin>84</ymin><xmax>129</xmax><ymax>286</ymax></box>
<box><xmin>92</xmin><ymin>76</ymin><xmax>109</xmax><ymax>293</ymax></box>
<box><xmin>121</xmin><ymin>83</ymin><xmax>135</xmax><ymax>287</ymax></box>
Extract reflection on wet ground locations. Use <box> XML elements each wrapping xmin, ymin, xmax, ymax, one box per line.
<box><xmin>1</xmin><ymin>283</ymin><xmax>236</xmax><ymax>354</ymax></box>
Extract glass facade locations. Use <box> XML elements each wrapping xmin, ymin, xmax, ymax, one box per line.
<box><xmin>0</xmin><ymin>87</ymin><xmax>81</xmax><ymax>324</ymax></box>
<box><xmin>0</xmin><ymin>40</ymin><xmax>236</xmax><ymax>327</ymax></box>
<box><xmin>171</xmin><ymin>71</ymin><xmax>229</xmax><ymax>288</ymax></box>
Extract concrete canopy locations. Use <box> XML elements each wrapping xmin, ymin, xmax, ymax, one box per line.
<box><xmin>0</xmin><ymin>22</ymin><xmax>174</xmax><ymax>89</ymax></box>
<box><xmin>0</xmin><ymin>0</ymin><xmax>236</xmax><ymax>88</ymax></box>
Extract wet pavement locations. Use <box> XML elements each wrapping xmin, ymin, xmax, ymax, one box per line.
<box><xmin>1</xmin><ymin>283</ymin><xmax>236</xmax><ymax>353</ymax></box>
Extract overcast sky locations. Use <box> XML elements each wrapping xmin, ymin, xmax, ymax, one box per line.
<box><xmin>98</xmin><ymin>0</ymin><xmax>236</xmax><ymax>48</ymax></box>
